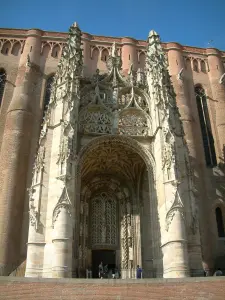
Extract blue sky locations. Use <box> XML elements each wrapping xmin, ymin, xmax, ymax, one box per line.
<box><xmin>1</xmin><ymin>0</ymin><xmax>225</xmax><ymax>50</ymax></box>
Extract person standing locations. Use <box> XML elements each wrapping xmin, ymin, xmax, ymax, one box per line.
<box><xmin>98</xmin><ymin>262</ymin><xmax>104</xmax><ymax>279</ymax></box>
<box><xmin>136</xmin><ymin>265</ymin><xmax>142</xmax><ymax>279</ymax></box>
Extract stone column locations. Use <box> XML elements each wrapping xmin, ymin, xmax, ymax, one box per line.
<box><xmin>206</xmin><ymin>48</ymin><xmax>225</xmax><ymax>163</ymax></box>
<box><xmin>167</xmin><ymin>43</ymin><xmax>197</xmax><ymax>155</ymax></box>
<box><xmin>52</xmin><ymin>206</ymin><xmax>73</xmax><ymax>278</ymax></box>
<box><xmin>167</xmin><ymin>43</ymin><xmax>203</xmax><ymax>276</ymax></box>
<box><xmin>162</xmin><ymin>201</ymin><xmax>190</xmax><ymax>278</ymax></box>
<box><xmin>82</xmin><ymin>33</ymin><xmax>91</xmax><ymax>77</ymax></box>
<box><xmin>121</xmin><ymin>37</ymin><xmax>138</xmax><ymax>73</ymax></box>
<box><xmin>0</xmin><ymin>29</ymin><xmax>42</xmax><ymax>275</ymax></box>
<box><xmin>25</xmin><ymin>226</ymin><xmax>45</xmax><ymax>278</ymax></box>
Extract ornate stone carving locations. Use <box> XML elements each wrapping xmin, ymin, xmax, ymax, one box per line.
<box><xmin>165</xmin><ymin>189</ymin><xmax>185</xmax><ymax>232</ymax></box>
<box><xmin>118</xmin><ymin>110</ymin><xmax>148</xmax><ymax>136</ymax></box>
<box><xmin>77</xmin><ymin>135</ymin><xmax>155</xmax><ymax>181</ymax></box>
<box><xmin>52</xmin><ymin>187</ymin><xmax>72</xmax><ymax>227</ymax></box>
<box><xmin>28</xmin><ymin>186</ymin><xmax>40</xmax><ymax>231</ymax></box>
<box><xmin>33</xmin><ymin>146</ymin><xmax>45</xmax><ymax>182</ymax></box>
<box><xmin>121</xmin><ymin>198</ymin><xmax>128</xmax><ymax>269</ymax></box>
<box><xmin>107</xmin><ymin>42</ymin><xmax>122</xmax><ymax>71</ymax></box>
<box><xmin>91</xmin><ymin>192</ymin><xmax>117</xmax><ymax>246</ymax></box>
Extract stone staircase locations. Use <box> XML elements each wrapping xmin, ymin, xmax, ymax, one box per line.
<box><xmin>9</xmin><ymin>260</ymin><xmax>26</xmax><ymax>277</ymax></box>
<box><xmin>0</xmin><ymin>276</ymin><xmax>225</xmax><ymax>299</ymax></box>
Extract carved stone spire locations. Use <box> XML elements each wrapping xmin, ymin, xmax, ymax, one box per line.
<box><xmin>146</xmin><ymin>29</ymin><xmax>202</xmax><ymax>277</ymax></box>
<box><xmin>28</xmin><ymin>22</ymin><xmax>83</xmax><ymax>231</ymax></box>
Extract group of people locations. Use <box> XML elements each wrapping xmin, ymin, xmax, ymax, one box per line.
<box><xmin>98</xmin><ymin>262</ymin><xmax>143</xmax><ymax>279</ymax></box>
<box><xmin>98</xmin><ymin>263</ymin><xmax>224</xmax><ymax>278</ymax></box>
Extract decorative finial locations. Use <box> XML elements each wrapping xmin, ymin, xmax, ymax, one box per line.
<box><xmin>148</xmin><ymin>30</ymin><xmax>159</xmax><ymax>38</ymax></box>
<box><xmin>148</xmin><ymin>30</ymin><xmax>161</xmax><ymax>44</ymax></box>
<box><xmin>72</xmin><ymin>22</ymin><xmax>79</xmax><ymax>28</ymax></box>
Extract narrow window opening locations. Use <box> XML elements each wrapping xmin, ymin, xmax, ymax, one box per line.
<box><xmin>5</xmin><ymin>48</ymin><xmax>9</xmax><ymax>55</ymax></box>
<box><xmin>201</xmin><ymin>60</ymin><xmax>206</xmax><ymax>73</ymax></box>
<box><xmin>104</xmin><ymin>55</ymin><xmax>107</xmax><ymax>61</ymax></box>
<box><xmin>216</xmin><ymin>207</ymin><xmax>225</xmax><ymax>238</ymax></box>
<box><xmin>193</xmin><ymin>59</ymin><xmax>198</xmax><ymax>72</ymax></box>
<box><xmin>42</xmin><ymin>75</ymin><xmax>54</xmax><ymax>127</ymax></box>
<box><xmin>0</xmin><ymin>70</ymin><xmax>7</xmax><ymax>107</ymax></box>
<box><xmin>30</xmin><ymin>46</ymin><xmax>32</xmax><ymax>52</ymax></box>
<box><xmin>195</xmin><ymin>86</ymin><xmax>217</xmax><ymax>167</ymax></box>
<box><xmin>129</xmin><ymin>54</ymin><xmax>131</xmax><ymax>60</ymax></box>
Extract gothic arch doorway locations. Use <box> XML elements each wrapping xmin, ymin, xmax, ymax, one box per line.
<box><xmin>76</xmin><ymin>136</ymin><xmax>155</xmax><ymax>278</ymax></box>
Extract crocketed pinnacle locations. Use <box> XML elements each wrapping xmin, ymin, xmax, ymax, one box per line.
<box><xmin>148</xmin><ymin>30</ymin><xmax>159</xmax><ymax>38</ymax></box>
<box><xmin>71</xmin><ymin>22</ymin><xmax>80</xmax><ymax>29</ymax></box>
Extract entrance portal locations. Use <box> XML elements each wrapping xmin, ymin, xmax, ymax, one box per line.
<box><xmin>92</xmin><ymin>250</ymin><xmax>116</xmax><ymax>278</ymax></box>
<box><xmin>78</xmin><ymin>137</ymin><xmax>152</xmax><ymax>278</ymax></box>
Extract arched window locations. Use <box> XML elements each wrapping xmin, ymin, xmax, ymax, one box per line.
<box><xmin>101</xmin><ymin>49</ymin><xmax>109</xmax><ymax>62</ymax></box>
<box><xmin>1</xmin><ymin>41</ymin><xmax>11</xmax><ymax>55</ymax></box>
<box><xmin>0</xmin><ymin>69</ymin><xmax>6</xmax><ymax>107</ymax></box>
<box><xmin>200</xmin><ymin>60</ymin><xmax>206</xmax><ymax>73</ymax></box>
<box><xmin>193</xmin><ymin>59</ymin><xmax>199</xmax><ymax>72</ymax></box>
<box><xmin>52</xmin><ymin>44</ymin><xmax>60</xmax><ymax>58</ymax></box>
<box><xmin>195</xmin><ymin>86</ymin><xmax>217</xmax><ymax>167</ymax></box>
<box><xmin>42</xmin><ymin>75</ymin><xmax>54</xmax><ymax>122</ymax></box>
<box><xmin>215</xmin><ymin>207</ymin><xmax>225</xmax><ymax>238</ymax></box>
<box><xmin>11</xmin><ymin>42</ymin><xmax>21</xmax><ymax>56</ymax></box>
<box><xmin>185</xmin><ymin>58</ymin><xmax>192</xmax><ymax>70</ymax></box>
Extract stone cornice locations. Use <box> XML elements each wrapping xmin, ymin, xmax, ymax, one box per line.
<box><xmin>1</xmin><ymin>28</ymin><xmax>225</xmax><ymax>55</ymax></box>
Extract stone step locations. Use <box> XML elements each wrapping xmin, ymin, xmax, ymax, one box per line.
<box><xmin>0</xmin><ymin>277</ymin><xmax>225</xmax><ymax>300</ymax></box>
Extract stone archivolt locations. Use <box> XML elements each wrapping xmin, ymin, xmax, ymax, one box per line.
<box><xmin>80</xmin><ymin>139</ymin><xmax>145</xmax><ymax>186</ymax></box>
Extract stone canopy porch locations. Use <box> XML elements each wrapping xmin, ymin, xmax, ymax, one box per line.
<box><xmin>75</xmin><ymin>136</ymin><xmax>158</xmax><ymax>279</ymax></box>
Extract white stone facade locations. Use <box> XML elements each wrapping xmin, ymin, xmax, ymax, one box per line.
<box><xmin>25</xmin><ymin>24</ymin><xmax>203</xmax><ymax>279</ymax></box>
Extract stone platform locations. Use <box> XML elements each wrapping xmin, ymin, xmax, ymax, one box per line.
<box><xmin>0</xmin><ymin>276</ymin><xmax>225</xmax><ymax>300</ymax></box>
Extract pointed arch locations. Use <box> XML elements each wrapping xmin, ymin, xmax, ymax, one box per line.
<box><xmin>193</xmin><ymin>59</ymin><xmax>199</xmax><ymax>72</ymax></box>
<box><xmin>101</xmin><ymin>48</ymin><xmax>109</xmax><ymax>62</ymax></box>
<box><xmin>91</xmin><ymin>47</ymin><xmax>99</xmax><ymax>60</ymax></box>
<box><xmin>11</xmin><ymin>41</ymin><xmax>21</xmax><ymax>56</ymax></box>
<box><xmin>42</xmin><ymin>43</ymin><xmax>51</xmax><ymax>58</ymax></box>
<box><xmin>139</xmin><ymin>52</ymin><xmax>146</xmax><ymax>69</ymax></box>
<box><xmin>1</xmin><ymin>40</ymin><xmax>11</xmax><ymax>55</ymax></box>
<box><xmin>118</xmin><ymin>108</ymin><xmax>149</xmax><ymax>136</ymax></box>
<box><xmin>195</xmin><ymin>85</ymin><xmax>217</xmax><ymax>167</ymax></box>
<box><xmin>215</xmin><ymin>207</ymin><xmax>225</xmax><ymax>238</ymax></box>
<box><xmin>52</xmin><ymin>44</ymin><xmax>60</xmax><ymax>58</ymax></box>
<box><xmin>200</xmin><ymin>60</ymin><xmax>206</xmax><ymax>73</ymax></box>
<box><xmin>185</xmin><ymin>58</ymin><xmax>192</xmax><ymax>70</ymax></box>
<box><xmin>0</xmin><ymin>69</ymin><xmax>7</xmax><ymax>108</ymax></box>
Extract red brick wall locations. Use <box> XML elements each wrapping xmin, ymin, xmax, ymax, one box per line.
<box><xmin>0</xmin><ymin>277</ymin><xmax>225</xmax><ymax>300</ymax></box>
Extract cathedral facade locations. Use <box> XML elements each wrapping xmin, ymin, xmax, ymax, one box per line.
<box><xmin>0</xmin><ymin>23</ymin><xmax>225</xmax><ymax>279</ymax></box>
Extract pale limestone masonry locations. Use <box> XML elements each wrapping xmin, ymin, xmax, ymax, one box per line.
<box><xmin>0</xmin><ymin>23</ymin><xmax>225</xmax><ymax>279</ymax></box>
